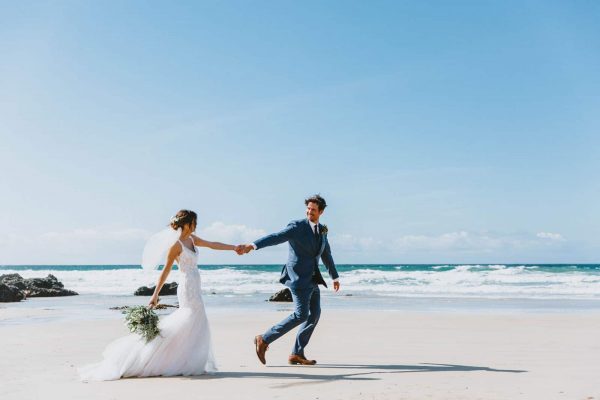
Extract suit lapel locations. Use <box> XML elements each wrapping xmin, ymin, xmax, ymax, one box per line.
<box><xmin>304</xmin><ymin>219</ymin><xmax>317</xmax><ymax>252</ymax></box>
<box><xmin>317</xmin><ymin>223</ymin><xmax>326</xmax><ymax>255</ymax></box>
<box><xmin>316</xmin><ymin>223</ymin><xmax>323</xmax><ymax>247</ymax></box>
<box><xmin>312</xmin><ymin>222</ymin><xmax>325</xmax><ymax>257</ymax></box>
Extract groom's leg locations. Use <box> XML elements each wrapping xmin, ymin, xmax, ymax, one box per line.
<box><xmin>262</xmin><ymin>286</ymin><xmax>314</xmax><ymax>344</ymax></box>
<box><xmin>292</xmin><ymin>284</ymin><xmax>321</xmax><ymax>356</ymax></box>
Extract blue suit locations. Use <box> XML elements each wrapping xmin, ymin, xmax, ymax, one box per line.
<box><xmin>254</xmin><ymin>218</ymin><xmax>338</xmax><ymax>356</ymax></box>
<box><xmin>254</xmin><ymin>218</ymin><xmax>339</xmax><ymax>289</ymax></box>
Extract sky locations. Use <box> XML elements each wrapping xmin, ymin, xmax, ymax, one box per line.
<box><xmin>1</xmin><ymin>1</ymin><xmax>599</xmax><ymax>265</ymax></box>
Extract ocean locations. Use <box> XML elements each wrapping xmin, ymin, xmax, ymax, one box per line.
<box><xmin>2</xmin><ymin>264</ymin><xmax>600</xmax><ymax>324</ymax></box>
<box><xmin>1</xmin><ymin>264</ymin><xmax>599</xmax><ymax>300</ymax></box>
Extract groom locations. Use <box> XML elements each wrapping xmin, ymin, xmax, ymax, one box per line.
<box><xmin>242</xmin><ymin>194</ymin><xmax>340</xmax><ymax>366</ymax></box>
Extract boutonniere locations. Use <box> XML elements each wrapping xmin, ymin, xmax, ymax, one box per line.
<box><xmin>320</xmin><ymin>224</ymin><xmax>328</xmax><ymax>235</ymax></box>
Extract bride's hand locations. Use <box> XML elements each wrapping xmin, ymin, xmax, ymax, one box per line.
<box><xmin>148</xmin><ymin>295</ymin><xmax>159</xmax><ymax>309</ymax></box>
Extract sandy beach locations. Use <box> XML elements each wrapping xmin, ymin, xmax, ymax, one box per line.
<box><xmin>1</xmin><ymin>308</ymin><xmax>599</xmax><ymax>400</ymax></box>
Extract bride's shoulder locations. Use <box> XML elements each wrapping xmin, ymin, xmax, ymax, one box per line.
<box><xmin>169</xmin><ymin>241</ymin><xmax>183</xmax><ymax>253</ymax></box>
<box><xmin>190</xmin><ymin>234</ymin><xmax>205</xmax><ymax>246</ymax></box>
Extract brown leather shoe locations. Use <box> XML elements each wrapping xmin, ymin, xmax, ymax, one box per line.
<box><xmin>288</xmin><ymin>354</ymin><xmax>317</xmax><ymax>365</ymax></box>
<box><xmin>254</xmin><ymin>335</ymin><xmax>268</xmax><ymax>365</ymax></box>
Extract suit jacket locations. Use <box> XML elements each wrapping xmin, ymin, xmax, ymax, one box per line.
<box><xmin>254</xmin><ymin>218</ymin><xmax>338</xmax><ymax>289</ymax></box>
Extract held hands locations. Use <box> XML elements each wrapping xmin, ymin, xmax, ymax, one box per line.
<box><xmin>234</xmin><ymin>245</ymin><xmax>245</xmax><ymax>255</ymax></box>
<box><xmin>234</xmin><ymin>244</ymin><xmax>254</xmax><ymax>255</ymax></box>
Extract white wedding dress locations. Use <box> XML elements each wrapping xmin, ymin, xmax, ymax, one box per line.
<box><xmin>79</xmin><ymin>241</ymin><xmax>217</xmax><ymax>380</ymax></box>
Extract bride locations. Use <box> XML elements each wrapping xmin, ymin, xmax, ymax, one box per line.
<box><xmin>79</xmin><ymin>210</ymin><xmax>242</xmax><ymax>381</ymax></box>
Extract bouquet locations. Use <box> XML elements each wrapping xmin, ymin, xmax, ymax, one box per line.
<box><xmin>123</xmin><ymin>306</ymin><xmax>161</xmax><ymax>342</ymax></box>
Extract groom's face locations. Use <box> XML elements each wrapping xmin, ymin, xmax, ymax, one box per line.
<box><xmin>306</xmin><ymin>202</ymin><xmax>324</xmax><ymax>223</ymax></box>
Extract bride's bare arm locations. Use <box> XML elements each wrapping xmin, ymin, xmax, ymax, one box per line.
<box><xmin>192</xmin><ymin>235</ymin><xmax>237</xmax><ymax>251</ymax></box>
<box><xmin>149</xmin><ymin>242</ymin><xmax>181</xmax><ymax>307</ymax></box>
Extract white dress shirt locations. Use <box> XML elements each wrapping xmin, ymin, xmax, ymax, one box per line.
<box><xmin>308</xmin><ymin>219</ymin><xmax>318</xmax><ymax>234</ymax></box>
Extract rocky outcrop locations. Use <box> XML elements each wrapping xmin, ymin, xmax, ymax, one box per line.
<box><xmin>0</xmin><ymin>273</ymin><xmax>78</xmax><ymax>302</ymax></box>
<box><xmin>134</xmin><ymin>282</ymin><xmax>178</xmax><ymax>296</ymax></box>
<box><xmin>0</xmin><ymin>274</ymin><xmax>28</xmax><ymax>290</ymax></box>
<box><xmin>0</xmin><ymin>283</ymin><xmax>26</xmax><ymax>302</ymax></box>
<box><xmin>268</xmin><ymin>288</ymin><xmax>293</xmax><ymax>302</ymax></box>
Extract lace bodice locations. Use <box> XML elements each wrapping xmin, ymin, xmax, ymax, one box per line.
<box><xmin>176</xmin><ymin>240</ymin><xmax>203</xmax><ymax>309</ymax></box>
<box><xmin>178</xmin><ymin>241</ymin><xmax>198</xmax><ymax>271</ymax></box>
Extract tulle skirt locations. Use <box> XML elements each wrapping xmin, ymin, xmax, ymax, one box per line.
<box><xmin>78</xmin><ymin>307</ymin><xmax>217</xmax><ymax>381</ymax></box>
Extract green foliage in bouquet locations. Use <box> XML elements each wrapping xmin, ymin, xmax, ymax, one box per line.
<box><xmin>123</xmin><ymin>306</ymin><xmax>161</xmax><ymax>342</ymax></box>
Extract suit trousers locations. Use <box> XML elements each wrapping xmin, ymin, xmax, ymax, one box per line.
<box><xmin>262</xmin><ymin>283</ymin><xmax>321</xmax><ymax>356</ymax></box>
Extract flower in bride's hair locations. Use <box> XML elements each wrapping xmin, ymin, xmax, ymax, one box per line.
<box><xmin>170</xmin><ymin>216</ymin><xmax>180</xmax><ymax>224</ymax></box>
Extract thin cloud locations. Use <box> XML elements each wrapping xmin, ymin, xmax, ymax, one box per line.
<box><xmin>198</xmin><ymin>222</ymin><xmax>266</xmax><ymax>244</ymax></box>
<box><xmin>0</xmin><ymin>225</ymin><xmax>572</xmax><ymax>264</ymax></box>
<box><xmin>331</xmin><ymin>230</ymin><xmax>567</xmax><ymax>255</ymax></box>
<box><xmin>536</xmin><ymin>232</ymin><xmax>565</xmax><ymax>241</ymax></box>
<box><xmin>38</xmin><ymin>228</ymin><xmax>150</xmax><ymax>243</ymax></box>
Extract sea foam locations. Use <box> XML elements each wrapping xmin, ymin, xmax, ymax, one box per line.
<box><xmin>1</xmin><ymin>264</ymin><xmax>599</xmax><ymax>300</ymax></box>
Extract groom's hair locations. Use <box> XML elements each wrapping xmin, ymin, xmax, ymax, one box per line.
<box><xmin>305</xmin><ymin>194</ymin><xmax>327</xmax><ymax>211</ymax></box>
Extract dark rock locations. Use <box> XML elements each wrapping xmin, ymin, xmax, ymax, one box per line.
<box><xmin>109</xmin><ymin>306</ymin><xmax>130</xmax><ymax>310</ymax></box>
<box><xmin>110</xmin><ymin>303</ymin><xmax>178</xmax><ymax>311</ymax></box>
<box><xmin>154</xmin><ymin>304</ymin><xmax>179</xmax><ymax>310</ymax></box>
<box><xmin>154</xmin><ymin>303</ymin><xmax>178</xmax><ymax>309</ymax></box>
<box><xmin>0</xmin><ymin>283</ymin><xmax>26</xmax><ymax>302</ymax></box>
<box><xmin>26</xmin><ymin>274</ymin><xmax>77</xmax><ymax>297</ymax></box>
<box><xmin>0</xmin><ymin>273</ymin><xmax>78</xmax><ymax>300</ymax></box>
<box><xmin>268</xmin><ymin>288</ymin><xmax>293</xmax><ymax>302</ymax></box>
<box><xmin>29</xmin><ymin>274</ymin><xmax>64</xmax><ymax>289</ymax></box>
<box><xmin>134</xmin><ymin>282</ymin><xmax>178</xmax><ymax>296</ymax></box>
<box><xmin>0</xmin><ymin>274</ymin><xmax>28</xmax><ymax>290</ymax></box>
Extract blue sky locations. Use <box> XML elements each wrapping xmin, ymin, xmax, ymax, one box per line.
<box><xmin>1</xmin><ymin>1</ymin><xmax>599</xmax><ymax>264</ymax></box>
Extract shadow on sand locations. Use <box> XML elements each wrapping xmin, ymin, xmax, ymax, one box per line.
<box><xmin>182</xmin><ymin>363</ymin><xmax>527</xmax><ymax>388</ymax></box>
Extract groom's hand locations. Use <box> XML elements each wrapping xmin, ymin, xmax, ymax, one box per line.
<box><xmin>333</xmin><ymin>281</ymin><xmax>340</xmax><ymax>292</ymax></box>
<box><xmin>242</xmin><ymin>244</ymin><xmax>254</xmax><ymax>254</ymax></box>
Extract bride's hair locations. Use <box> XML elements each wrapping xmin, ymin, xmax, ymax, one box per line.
<box><xmin>170</xmin><ymin>210</ymin><xmax>197</xmax><ymax>230</ymax></box>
